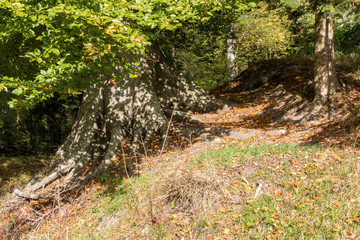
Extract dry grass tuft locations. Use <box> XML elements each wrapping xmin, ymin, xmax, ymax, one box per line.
<box><xmin>150</xmin><ymin>166</ymin><xmax>226</xmax><ymax>217</ymax></box>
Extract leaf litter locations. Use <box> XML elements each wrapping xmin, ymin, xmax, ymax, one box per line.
<box><xmin>1</xmin><ymin>61</ymin><xmax>360</xmax><ymax>239</ymax></box>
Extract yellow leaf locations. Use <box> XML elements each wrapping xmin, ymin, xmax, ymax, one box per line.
<box><xmin>345</xmin><ymin>219</ymin><xmax>353</xmax><ymax>224</ymax></box>
<box><xmin>275</xmin><ymin>189</ymin><xmax>282</xmax><ymax>195</ymax></box>
<box><xmin>219</xmin><ymin>207</ymin><xmax>226</xmax><ymax>213</ymax></box>
<box><xmin>332</xmin><ymin>224</ymin><xmax>341</xmax><ymax>232</ymax></box>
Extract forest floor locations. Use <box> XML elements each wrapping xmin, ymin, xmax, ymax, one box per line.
<box><xmin>1</xmin><ymin>58</ymin><xmax>360</xmax><ymax>239</ymax></box>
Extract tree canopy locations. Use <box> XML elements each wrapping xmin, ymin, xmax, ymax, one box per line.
<box><xmin>0</xmin><ymin>0</ymin><xmax>248</xmax><ymax>108</ymax></box>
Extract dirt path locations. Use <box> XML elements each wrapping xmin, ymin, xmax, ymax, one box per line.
<box><xmin>193</xmin><ymin>84</ymin><xmax>359</xmax><ymax>148</ymax></box>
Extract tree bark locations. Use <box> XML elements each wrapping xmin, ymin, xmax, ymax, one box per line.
<box><xmin>227</xmin><ymin>26</ymin><xmax>238</xmax><ymax>80</ymax></box>
<box><xmin>227</xmin><ymin>38</ymin><xmax>238</xmax><ymax>80</ymax></box>
<box><xmin>14</xmin><ymin>43</ymin><xmax>226</xmax><ymax>199</ymax></box>
<box><xmin>314</xmin><ymin>10</ymin><xmax>340</xmax><ymax>104</ymax></box>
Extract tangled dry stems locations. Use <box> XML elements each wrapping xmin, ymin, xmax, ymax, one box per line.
<box><xmin>150</xmin><ymin>166</ymin><xmax>226</xmax><ymax>217</ymax></box>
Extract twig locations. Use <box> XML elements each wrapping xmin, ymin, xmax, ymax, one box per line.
<box><xmin>159</xmin><ymin>106</ymin><xmax>176</xmax><ymax>156</ymax></box>
<box><xmin>241</xmin><ymin>177</ymin><xmax>250</xmax><ymax>185</ymax></box>
<box><xmin>253</xmin><ymin>183</ymin><xmax>263</xmax><ymax>199</ymax></box>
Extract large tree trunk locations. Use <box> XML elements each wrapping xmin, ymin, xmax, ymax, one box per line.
<box><xmin>314</xmin><ymin>10</ymin><xmax>340</xmax><ymax>104</ymax></box>
<box><xmin>14</xmin><ymin>43</ymin><xmax>225</xmax><ymax>199</ymax></box>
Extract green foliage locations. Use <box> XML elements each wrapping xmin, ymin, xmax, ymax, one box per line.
<box><xmin>293</xmin><ymin>11</ymin><xmax>315</xmax><ymax>55</ymax></box>
<box><xmin>234</xmin><ymin>2</ymin><xmax>293</xmax><ymax>71</ymax></box>
<box><xmin>160</xmin><ymin>1</ymin><xmax>249</xmax><ymax>90</ymax></box>
<box><xmin>282</xmin><ymin>0</ymin><xmax>360</xmax><ymax>56</ymax></box>
<box><xmin>173</xmin><ymin>26</ymin><xmax>229</xmax><ymax>90</ymax></box>
<box><xmin>170</xmin><ymin>2</ymin><xmax>294</xmax><ymax>90</ymax></box>
<box><xmin>1</xmin><ymin>0</ymin><xmax>142</xmax><ymax>107</ymax></box>
<box><xmin>0</xmin><ymin>0</ymin><xmax>239</xmax><ymax>108</ymax></box>
<box><xmin>335</xmin><ymin>5</ymin><xmax>360</xmax><ymax>56</ymax></box>
<box><xmin>0</xmin><ymin>0</ymin><xmax>252</xmax><ymax>152</ymax></box>
<box><xmin>23</xmin><ymin>95</ymin><xmax>80</xmax><ymax>151</ymax></box>
<box><xmin>291</xmin><ymin>3</ymin><xmax>360</xmax><ymax>56</ymax></box>
<box><xmin>0</xmin><ymin>91</ymin><xmax>79</xmax><ymax>154</ymax></box>
<box><xmin>1</xmin><ymin>0</ymin><xmax>358</xmax><ymax>106</ymax></box>
<box><xmin>0</xmin><ymin>92</ymin><xmax>27</xmax><ymax>149</ymax></box>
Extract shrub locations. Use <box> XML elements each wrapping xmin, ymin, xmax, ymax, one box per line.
<box><xmin>234</xmin><ymin>3</ymin><xmax>293</xmax><ymax>71</ymax></box>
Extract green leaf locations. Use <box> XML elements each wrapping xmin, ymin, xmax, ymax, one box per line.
<box><xmin>51</xmin><ymin>48</ymin><xmax>60</xmax><ymax>55</ymax></box>
<box><xmin>12</xmin><ymin>88</ymin><xmax>23</xmax><ymax>95</ymax></box>
<box><xmin>0</xmin><ymin>83</ymin><xmax>7</xmax><ymax>92</ymax></box>
<box><xmin>170</xmin><ymin>200</ymin><xmax>176</xmax><ymax>209</ymax></box>
<box><xmin>129</xmin><ymin>74</ymin><xmax>138</xmax><ymax>78</ymax></box>
<box><xmin>34</xmin><ymin>48</ymin><xmax>41</xmax><ymax>55</ymax></box>
<box><xmin>8</xmin><ymin>101</ymin><xmax>15</xmax><ymax>108</ymax></box>
<box><xmin>249</xmin><ymin>2</ymin><xmax>257</xmax><ymax>8</ymax></box>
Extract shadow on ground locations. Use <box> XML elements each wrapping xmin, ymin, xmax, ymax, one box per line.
<box><xmin>211</xmin><ymin>56</ymin><xmax>360</xmax><ymax>148</ymax></box>
<box><xmin>0</xmin><ymin>156</ymin><xmax>47</xmax><ymax>196</ymax></box>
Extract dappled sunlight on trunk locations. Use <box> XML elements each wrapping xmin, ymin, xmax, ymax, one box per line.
<box><xmin>314</xmin><ymin>10</ymin><xmax>339</xmax><ymax>105</ymax></box>
<box><xmin>13</xmin><ymin>44</ymin><xmax>226</xmax><ymax>200</ymax></box>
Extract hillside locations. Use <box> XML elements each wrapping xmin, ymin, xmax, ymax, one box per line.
<box><xmin>1</xmin><ymin>57</ymin><xmax>360</xmax><ymax>239</ymax></box>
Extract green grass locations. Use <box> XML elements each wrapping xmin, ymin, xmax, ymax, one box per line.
<box><xmin>4</xmin><ymin>140</ymin><xmax>360</xmax><ymax>239</ymax></box>
<box><xmin>195</xmin><ymin>141</ymin><xmax>322</xmax><ymax>167</ymax></box>
<box><xmin>78</xmin><ymin>142</ymin><xmax>357</xmax><ymax>239</ymax></box>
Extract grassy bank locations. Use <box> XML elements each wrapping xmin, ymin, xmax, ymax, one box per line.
<box><xmin>8</xmin><ymin>139</ymin><xmax>359</xmax><ymax>239</ymax></box>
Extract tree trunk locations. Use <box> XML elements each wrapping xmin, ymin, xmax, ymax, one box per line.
<box><xmin>227</xmin><ymin>26</ymin><xmax>238</xmax><ymax>80</ymax></box>
<box><xmin>227</xmin><ymin>38</ymin><xmax>238</xmax><ymax>80</ymax></box>
<box><xmin>314</xmin><ymin>10</ymin><xmax>339</xmax><ymax>104</ymax></box>
<box><xmin>14</xmin><ymin>43</ymin><xmax>225</xmax><ymax>199</ymax></box>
